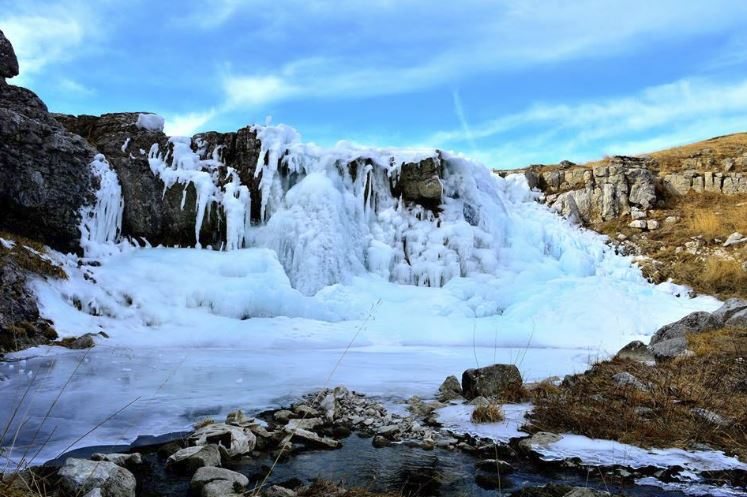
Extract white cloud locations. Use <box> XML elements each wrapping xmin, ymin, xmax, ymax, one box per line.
<box><xmin>163</xmin><ymin>109</ymin><xmax>218</xmax><ymax>137</ymax></box>
<box><xmin>432</xmin><ymin>77</ymin><xmax>747</xmax><ymax>169</ymax></box>
<box><xmin>208</xmin><ymin>0</ymin><xmax>747</xmax><ymax>108</ymax></box>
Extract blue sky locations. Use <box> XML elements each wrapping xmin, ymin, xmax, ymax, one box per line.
<box><xmin>3</xmin><ymin>0</ymin><xmax>747</xmax><ymax>168</ymax></box>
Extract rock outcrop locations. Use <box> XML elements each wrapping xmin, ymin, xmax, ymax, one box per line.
<box><xmin>0</xmin><ymin>29</ymin><xmax>19</xmax><ymax>80</ymax></box>
<box><xmin>506</xmin><ymin>157</ymin><xmax>657</xmax><ymax>225</ymax></box>
<box><xmin>0</xmin><ymin>30</ymin><xmax>96</xmax><ymax>252</ymax></box>
<box><xmin>498</xmin><ymin>152</ymin><xmax>747</xmax><ymax>228</ymax></box>
<box><xmin>54</xmin><ymin>112</ymin><xmax>228</xmax><ymax>247</ymax></box>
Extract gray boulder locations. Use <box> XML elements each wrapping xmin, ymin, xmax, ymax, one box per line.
<box><xmin>437</xmin><ymin>375</ymin><xmax>463</xmax><ymax>401</ymax></box>
<box><xmin>712</xmin><ymin>298</ymin><xmax>747</xmax><ymax>325</ymax></box>
<box><xmin>91</xmin><ymin>452</ymin><xmax>142</xmax><ymax>467</ymax></box>
<box><xmin>650</xmin><ymin>311</ymin><xmax>719</xmax><ymax>345</ymax></box>
<box><xmin>726</xmin><ymin>308</ymin><xmax>747</xmax><ymax>329</ymax></box>
<box><xmin>202</xmin><ymin>479</ymin><xmax>243</xmax><ymax>497</ymax></box>
<box><xmin>650</xmin><ymin>336</ymin><xmax>689</xmax><ymax>360</ymax></box>
<box><xmin>614</xmin><ymin>341</ymin><xmax>654</xmax><ymax>363</ymax></box>
<box><xmin>461</xmin><ymin>364</ymin><xmax>523</xmax><ymax>400</ymax></box>
<box><xmin>57</xmin><ymin>458</ymin><xmax>136</xmax><ymax>497</ymax></box>
<box><xmin>0</xmin><ymin>29</ymin><xmax>19</xmax><ymax>79</ymax></box>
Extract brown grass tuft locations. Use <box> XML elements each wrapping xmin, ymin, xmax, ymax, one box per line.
<box><xmin>471</xmin><ymin>403</ymin><xmax>505</xmax><ymax>423</ymax></box>
<box><xmin>0</xmin><ymin>231</ymin><xmax>67</xmax><ymax>280</ymax></box>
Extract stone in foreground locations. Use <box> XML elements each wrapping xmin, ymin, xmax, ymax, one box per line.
<box><xmin>58</xmin><ymin>458</ymin><xmax>136</xmax><ymax>497</ymax></box>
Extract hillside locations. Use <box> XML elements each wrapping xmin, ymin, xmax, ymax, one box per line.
<box><xmin>497</xmin><ymin>134</ymin><xmax>747</xmax><ymax>299</ymax></box>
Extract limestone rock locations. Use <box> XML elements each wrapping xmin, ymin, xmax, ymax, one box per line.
<box><xmin>723</xmin><ymin>232</ymin><xmax>747</xmax><ymax>247</ymax></box>
<box><xmin>191</xmin><ymin>466</ymin><xmax>248</xmax><ymax>493</ymax></box>
<box><xmin>461</xmin><ymin>364</ymin><xmax>523</xmax><ymax>400</ymax></box>
<box><xmin>612</xmin><ymin>372</ymin><xmax>647</xmax><ymax>391</ymax></box>
<box><xmin>711</xmin><ymin>298</ymin><xmax>747</xmax><ymax>324</ymax></box>
<box><xmin>166</xmin><ymin>444</ymin><xmax>221</xmax><ymax>472</ymax></box>
<box><xmin>54</xmin><ymin>113</ymin><xmax>225</xmax><ymax>248</ymax></box>
<box><xmin>189</xmin><ymin>422</ymin><xmax>256</xmax><ymax>459</ymax></box>
<box><xmin>58</xmin><ymin>458</ymin><xmax>136</xmax><ymax>497</ymax></box>
<box><xmin>91</xmin><ymin>452</ymin><xmax>142</xmax><ymax>467</ymax></box>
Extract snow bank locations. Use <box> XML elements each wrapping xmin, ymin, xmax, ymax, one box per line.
<box><xmin>135</xmin><ymin>113</ymin><xmax>165</xmax><ymax>132</ymax></box>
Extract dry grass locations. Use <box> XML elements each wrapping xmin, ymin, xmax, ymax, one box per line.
<box><xmin>649</xmin><ymin>132</ymin><xmax>747</xmax><ymax>173</ymax></box>
<box><xmin>471</xmin><ymin>403</ymin><xmax>505</xmax><ymax>423</ymax></box>
<box><xmin>193</xmin><ymin>418</ymin><xmax>215</xmax><ymax>430</ymax></box>
<box><xmin>600</xmin><ymin>193</ymin><xmax>747</xmax><ymax>299</ymax></box>
<box><xmin>529</xmin><ymin>327</ymin><xmax>747</xmax><ymax>459</ymax></box>
<box><xmin>0</xmin><ymin>231</ymin><xmax>66</xmax><ymax>280</ymax></box>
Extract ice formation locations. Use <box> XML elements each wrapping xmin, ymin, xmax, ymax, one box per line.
<box><xmin>140</xmin><ymin>124</ymin><xmax>521</xmax><ymax>294</ymax></box>
<box><xmin>79</xmin><ymin>154</ymin><xmax>124</xmax><ymax>257</ymax></box>
<box><xmin>1</xmin><ymin>122</ymin><xmax>725</xmax><ymax>467</ymax></box>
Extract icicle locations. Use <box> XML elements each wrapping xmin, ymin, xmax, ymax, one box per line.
<box><xmin>80</xmin><ymin>154</ymin><xmax>124</xmax><ymax>256</ymax></box>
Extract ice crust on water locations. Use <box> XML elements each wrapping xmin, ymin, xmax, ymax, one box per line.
<box><xmin>1</xmin><ymin>124</ymin><xmax>724</xmax><ymax>467</ymax></box>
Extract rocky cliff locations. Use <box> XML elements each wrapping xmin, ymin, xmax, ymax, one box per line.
<box><xmin>497</xmin><ymin>140</ymin><xmax>747</xmax><ymax>230</ymax></box>
<box><xmin>0</xmin><ymin>29</ymin><xmax>96</xmax><ymax>253</ymax></box>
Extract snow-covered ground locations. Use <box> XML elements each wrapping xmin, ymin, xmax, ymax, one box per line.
<box><xmin>0</xmin><ymin>125</ymin><xmax>721</xmax><ymax>467</ymax></box>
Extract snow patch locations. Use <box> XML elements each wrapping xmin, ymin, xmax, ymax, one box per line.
<box><xmin>436</xmin><ymin>403</ymin><xmax>531</xmax><ymax>442</ymax></box>
<box><xmin>135</xmin><ymin>113</ymin><xmax>165</xmax><ymax>132</ymax></box>
<box><xmin>531</xmin><ymin>433</ymin><xmax>747</xmax><ymax>472</ymax></box>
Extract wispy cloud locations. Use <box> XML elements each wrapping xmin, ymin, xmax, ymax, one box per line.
<box><xmin>435</xmin><ymin>77</ymin><xmax>747</xmax><ymax>168</ymax></box>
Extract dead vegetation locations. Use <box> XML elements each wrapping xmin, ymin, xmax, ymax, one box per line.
<box><xmin>528</xmin><ymin>327</ymin><xmax>747</xmax><ymax>459</ymax></box>
<box><xmin>599</xmin><ymin>193</ymin><xmax>747</xmax><ymax>299</ymax></box>
<box><xmin>0</xmin><ymin>231</ymin><xmax>66</xmax><ymax>280</ymax></box>
<box><xmin>471</xmin><ymin>403</ymin><xmax>505</xmax><ymax>423</ymax></box>
<box><xmin>648</xmin><ymin>132</ymin><xmax>747</xmax><ymax>173</ymax></box>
